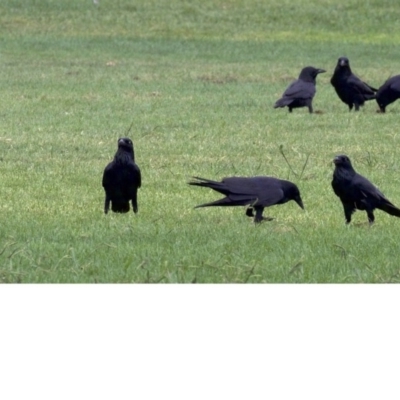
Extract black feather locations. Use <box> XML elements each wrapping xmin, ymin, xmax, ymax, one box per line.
<box><xmin>331</xmin><ymin>154</ymin><xmax>400</xmax><ymax>224</ymax></box>
<box><xmin>376</xmin><ymin>74</ymin><xmax>400</xmax><ymax>113</ymax></box>
<box><xmin>330</xmin><ymin>57</ymin><xmax>377</xmax><ymax>111</ymax></box>
<box><xmin>188</xmin><ymin>176</ymin><xmax>304</xmax><ymax>223</ymax></box>
<box><xmin>274</xmin><ymin>66</ymin><xmax>325</xmax><ymax>113</ymax></box>
<box><xmin>102</xmin><ymin>137</ymin><xmax>141</xmax><ymax>214</ymax></box>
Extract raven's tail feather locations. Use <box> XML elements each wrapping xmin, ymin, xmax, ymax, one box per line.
<box><xmin>111</xmin><ymin>201</ymin><xmax>130</xmax><ymax>213</ymax></box>
<box><xmin>194</xmin><ymin>198</ymin><xmax>234</xmax><ymax>208</ymax></box>
<box><xmin>188</xmin><ymin>176</ymin><xmax>219</xmax><ymax>186</ymax></box>
<box><xmin>188</xmin><ymin>176</ymin><xmax>228</xmax><ymax>195</ymax></box>
<box><xmin>379</xmin><ymin>202</ymin><xmax>400</xmax><ymax>218</ymax></box>
<box><xmin>189</xmin><ymin>176</ymin><xmax>253</xmax><ymax>208</ymax></box>
<box><xmin>274</xmin><ymin>98</ymin><xmax>291</xmax><ymax>108</ymax></box>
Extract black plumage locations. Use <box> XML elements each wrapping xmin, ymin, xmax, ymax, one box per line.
<box><xmin>331</xmin><ymin>154</ymin><xmax>400</xmax><ymax>225</ymax></box>
<box><xmin>274</xmin><ymin>66</ymin><xmax>326</xmax><ymax>113</ymax></box>
<box><xmin>102</xmin><ymin>137</ymin><xmax>141</xmax><ymax>214</ymax></box>
<box><xmin>330</xmin><ymin>56</ymin><xmax>377</xmax><ymax>111</ymax></box>
<box><xmin>188</xmin><ymin>176</ymin><xmax>304</xmax><ymax>223</ymax></box>
<box><xmin>376</xmin><ymin>75</ymin><xmax>400</xmax><ymax>112</ymax></box>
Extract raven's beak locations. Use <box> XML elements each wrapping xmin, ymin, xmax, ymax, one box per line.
<box><xmin>317</xmin><ymin>69</ymin><xmax>326</xmax><ymax>74</ymax></box>
<box><xmin>339</xmin><ymin>59</ymin><xmax>348</xmax><ymax>67</ymax></box>
<box><xmin>333</xmin><ymin>156</ymin><xmax>340</xmax><ymax>165</ymax></box>
<box><xmin>296</xmin><ymin>196</ymin><xmax>304</xmax><ymax>210</ymax></box>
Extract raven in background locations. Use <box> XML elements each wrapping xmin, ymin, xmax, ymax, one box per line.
<box><xmin>331</xmin><ymin>154</ymin><xmax>400</xmax><ymax>225</ymax></box>
<box><xmin>274</xmin><ymin>66</ymin><xmax>326</xmax><ymax>113</ymax></box>
<box><xmin>102</xmin><ymin>137</ymin><xmax>141</xmax><ymax>214</ymax></box>
<box><xmin>376</xmin><ymin>75</ymin><xmax>400</xmax><ymax>113</ymax></box>
<box><xmin>330</xmin><ymin>57</ymin><xmax>377</xmax><ymax>111</ymax></box>
<box><xmin>188</xmin><ymin>176</ymin><xmax>304</xmax><ymax>223</ymax></box>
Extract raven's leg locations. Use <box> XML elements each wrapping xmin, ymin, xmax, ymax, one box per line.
<box><xmin>253</xmin><ymin>207</ymin><xmax>274</xmax><ymax>223</ymax></box>
<box><xmin>366</xmin><ymin>209</ymin><xmax>375</xmax><ymax>225</ymax></box>
<box><xmin>354</xmin><ymin>103</ymin><xmax>360</xmax><ymax>111</ymax></box>
<box><xmin>288</xmin><ymin>107</ymin><xmax>293</xmax><ymax>113</ymax></box>
<box><xmin>254</xmin><ymin>207</ymin><xmax>264</xmax><ymax>223</ymax></box>
<box><xmin>245</xmin><ymin>207</ymin><xmax>254</xmax><ymax>218</ymax></box>
<box><xmin>343</xmin><ymin>203</ymin><xmax>355</xmax><ymax>224</ymax></box>
<box><xmin>131</xmin><ymin>191</ymin><xmax>138</xmax><ymax>214</ymax></box>
<box><xmin>306</xmin><ymin>99</ymin><xmax>313</xmax><ymax>113</ymax></box>
<box><xmin>104</xmin><ymin>196</ymin><xmax>111</xmax><ymax>214</ymax></box>
<box><xmin>248</xmin><ymin>207</ymin><xmax>273</xmax><ymax>222</ymax></box>
<box><xmin>348</xmin><ymin>104</ymin><xmax>353</xmax><ymax>111</ymax></box>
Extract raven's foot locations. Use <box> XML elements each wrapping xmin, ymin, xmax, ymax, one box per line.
<box><xmin>254</xmin><ymin>216</ymin><xmax>274</xmax><ymax>224</ymax></box>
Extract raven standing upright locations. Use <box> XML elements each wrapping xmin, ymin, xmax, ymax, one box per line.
<box><xmin>330</xmin><ymin>57</ymin><xmax>377</xmax><ymax>111</ymax></box>
<box><xmin>331</xmin><ymin>154</ymin><xmax>400</xmax><ymax>225</ymax></box>
<box><xmin>274</xmin><ymin>66</ymin><xmax>326</xmax><ymax>113</ymax></box>
<box><xmin>102</xmin><ymin>137</ymin><xmax>141</xmax><ymax>214</ymax></box>
<box><xmin>188</xmin><ymin>176</ymin><xmax>304</xmax><ymax>223</ymax></box>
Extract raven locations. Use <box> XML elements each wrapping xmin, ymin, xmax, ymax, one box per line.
<box><xmin>102</xmin><ymin>137</ymin><xmax>141</xmax><ymax>214</ymax></box>
<box><xmin>274</xmin><ymin>66</ymin><xmax>326</xmax><ymax>113</ymax></box>
<box><xmin>330</xmin><ymin>56</ymin><xmax>377</xmax><ymax>111</ymax></box>
<box><xmin>188</xmin><ymin>176</ymin><xmax>304</xmax><ymax>223</ymax></box>
<box><xmin>376</xmin><ymin>75</ymin><xmax>400</xmax><ymax>113</ymax></box>
<box><xmin>331</xmin><ymin>154</ymin><xmax>400</xmax><ymax>225</ymax></box>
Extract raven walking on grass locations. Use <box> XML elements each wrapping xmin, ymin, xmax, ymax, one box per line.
<box><xmin>188</xmin><ymin>176</ymin><xmax>304</xmax><ymax>223</ymax></box>
<box><xmin>274</xmin><ymin>66</ymin><xmax>326</xmax><ymax>113</ymax></box>
<box><xmin>330</xmin><ymin>57</ymin><xmax>377</xmax><ymax>111</ymax></box>
<box><xmin>102</xmin><ymin>137</ymin><xmax>141</xmax><ymax>214</ymax></box>
<box><xmin>376</xmin><ymin>75</ymin><xmax>400</xmax><ymax>113</ymax></box>
<box><xmin>331</xmin><ymin>154</ymin><xmax>400</xmax><ymax>225</ymax></box>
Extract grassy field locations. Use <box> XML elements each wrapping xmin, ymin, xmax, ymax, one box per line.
<box><xmin>1</xmin><ymin>0</ymin><xmax>400</xmax><ymax>282</ymax></box>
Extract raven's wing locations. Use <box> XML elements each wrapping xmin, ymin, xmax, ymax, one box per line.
<box><xmin>283</xmin><ymin>80</ymin><xmax>315</xmax><ymax>99</ymax></box>
<box><xmin>352</xmin><ymin>173</ymin><xmax>392</xmax><ymax>204</ymax></box>
<box><xmin>352</xmin><ymin>173</ymin><xmax>400</xmax><ymax>217</ymax></box>
<box><xmin>376</xmin><ymin>77</ymin><xmax>400</xmax><ymax>109</ymax></box>
<box><xmin>190</xmin><ymin>176</ymin><xmax>259</xmax><ymax>208</ymax></box>
<box><xmin>223</xmin><ymin>177</ymin><xmax>284</xmax><ymax>206</ymax></box>
<box><xmin>131</xmin><ymin>162</ymin><xmax>141</xmax><ymax>188</ymax></box>
<box><xmin>387</xmin><ymin>77</ymin><xmax>400</xmax><ymax>94</ymax></box>
<box><xmin>348</xmin><ymin>74</ymin><xmax>377</xmax><ymax>96</ymax></box>
<box><xmin>275</xmin><ymin>80</ymin><xmax>315</xmax><ymax>106</ymax></box>
<box><xmin>102</xmin><ymin>161</ymin><xmax>116</xmax><ymax>190</ymax></box>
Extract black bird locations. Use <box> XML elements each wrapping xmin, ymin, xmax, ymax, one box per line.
<box><xmin>376</xmin><ymin>75</ymin><xmax>400</xmax><ymax>113</ymax></box>
<box><xmin>330</xmin><ymin>56</ymin><xmax>377</xmax><ymax>111</ymax></box>
<box><xmin>102</xmin><ymin>137</ymin><xmax>141</xmax><ymax>214</ymax></box>
<box><xmin>274</xmin><ymin>66</ymin><xmax>326</xmax><ymax>113</ymax></box>
<box><xmin>331</xmin><ymin>154</ymin><xmax>400</xmax><ymax>225</ymax></box>
<box><xmin>188</xmin><ymin>176</ymin><xmax>304</xmax><ymax>223</ymax></box>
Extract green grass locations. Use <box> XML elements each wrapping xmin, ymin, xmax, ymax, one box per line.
<box><xmin>1</xmin><ymin>0</ymin><xmax>400</xmax><ymax>282</ymax></box>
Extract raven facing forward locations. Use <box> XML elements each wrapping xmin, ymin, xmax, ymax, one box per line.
<box><xmin>376</xmin><ymin>75</ymin><xmax>400</xmax><ymax>113</ymax></box>
<box><xmin>330</xmin><ymin>57</ymin><xmax>377</xmax><ymax>111</ymax></box>
<box><xmin>102</xmin><ymin>137</ymin><xmax>141</xmax><ymax>214</ymax></box>
<box><xmin>331</xmin><ymin>154</ymin><xmax>400</xmax><ymax>225</ymax></box>
<box><xmin>188</xmin><ymin>176</ymin><xmax>304</xmax><ymax>223</ymax></box>
<box><xmin>274</xmin><ymin>66</ymin><xmax>326</xmax><ymax>113</ymax></box>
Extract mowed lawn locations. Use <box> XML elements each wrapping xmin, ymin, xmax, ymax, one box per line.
<box><xmin>1</xmin><ymin>0</ymin><xmax>400</xmax><ymax>283</ymax></box>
